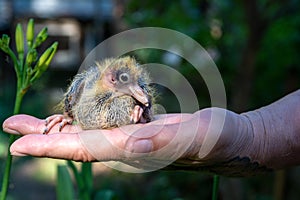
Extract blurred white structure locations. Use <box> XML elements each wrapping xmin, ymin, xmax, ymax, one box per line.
<box><xmin>0</xmin><ymin>0</ymin><xmax>115</xmax><ymax>70</ymax></box>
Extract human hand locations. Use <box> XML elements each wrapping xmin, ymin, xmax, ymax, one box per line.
<box><xmin>6</xmin><ymin>105</ymin><xmax>298</xmax><ymax>176</ymax></box>
<box><xmin>2</xmin><ymin>114</ymin><xmax>95</xmax><ymax>161</ymax></box>
<box><xmin>3</xmin><ymin>108</ymin><xmax>264</xmax><ymax>176</ymax></box>
<box><xmin>2</xmin><ymin>112</ymin><xmax>206</xmax><ymax>163</ymax></box>
<box><xmin>4</xmin><ymin>90</ymin><xmax>300</xmax><ymax>176</ymax></box>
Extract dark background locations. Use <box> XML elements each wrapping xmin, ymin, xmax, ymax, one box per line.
<box><xmin>0</xmin><ymin>0</ymin><xmax>300</xmax><ymax>199</ymax></box>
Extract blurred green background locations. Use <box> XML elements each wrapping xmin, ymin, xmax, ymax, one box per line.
<box><xmin>1</xmin><ymin>0</ymin><xmax>300</xmax><ymax>199</ymax></box>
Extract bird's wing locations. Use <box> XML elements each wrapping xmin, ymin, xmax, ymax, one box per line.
<box><xmin>64</xmin><ymin>72</ymin><xmax>87</xmax><ymax>117</ymax></box>
<box><xmin>64</xmin><ymin>66</ymin><xmax>100</xmax><ymax>117</ymax></box>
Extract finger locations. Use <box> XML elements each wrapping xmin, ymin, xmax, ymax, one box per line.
<box><xmin>101</xmin><ymin>117</ymin><xmax>203</xmax><ymax>172</ymax></box>
<box><xmin>3</xmin><ymin>114</ymin><xmax>81</xmax><ymax>135</ymax></box>
<box><xmin>78</xmin><ymin>129</ymin><xmax>131</xmax><ymax>161</ymax></box>
<box><xmin>125</xmin><ymin>113</ymin><xmax>206</xmax><ymax>157</ymax></box>
<box><xmin>152</xmin><ymin>113</ymin><xmax>193</xmax><ymax>124</ymax></box>
<box><xmin>124</xmin><ymin>123</ymin><xmax>178</xmax><ymax>153</ymax></box>
<box><xmin>10</xmin><ymin>133</ymin><xmax>95</xmax><ymax>161</ymax></box>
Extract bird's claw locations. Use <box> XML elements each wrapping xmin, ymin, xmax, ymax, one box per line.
<box><xmin>59</xmin><ymin>123</ymin><xmax>63</xmax><ymax>132</ymax></box>
<box><xmin>42</xmin><ymin>127</ymin><xmax>48</xmax><ymax>135</ymax></box>
<box><xmin>130</xmin><ymin>105</ymin><xmax>144</xmax><ymax>124</ymax></box>
<box><xmin>43</xmin><ymin>114</ymin><xmax>73</xmax><ymax>134</ymax></box>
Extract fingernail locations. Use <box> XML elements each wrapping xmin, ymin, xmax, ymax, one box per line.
<box><xmin>43</xmin><ymin>127</ymin><xmax>48</xmax><ymax>135</ymax></box>
<box><xmin>131</xmin><ymin>140</ymin><xmax>153</xmax><ymax>153</ymax></box>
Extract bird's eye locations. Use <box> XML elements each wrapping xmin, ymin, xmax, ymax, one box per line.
<box><xmin>119</xmin><ymin>73</ymin><xmax>130</xmax><ymax>83</ymax></box>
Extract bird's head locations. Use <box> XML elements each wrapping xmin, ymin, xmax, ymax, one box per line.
<box><xmin>96</xmin><ymin>57</ymin><xmax>150</xmax><ymax>107</ymax></box>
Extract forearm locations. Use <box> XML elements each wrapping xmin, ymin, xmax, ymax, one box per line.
<box><xmin>241</xmin><ymin>89</ymin><xmax>300</xmax><ymax>169</ymax></box>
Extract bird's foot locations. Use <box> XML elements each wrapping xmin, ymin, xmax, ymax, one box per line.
<box><xmin>130</xmin><ymin>105</ymin><xmax>146</xmax><ymax>124</ymax></box>
<box><xmin>43</xmin><ymin>114</ymin><xmax>73</xmax><ymax>134</ymax></box>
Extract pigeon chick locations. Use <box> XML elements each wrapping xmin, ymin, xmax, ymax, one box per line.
<box><xmin>44</xmin><ymin>56</ymin><xmax>155</xmax><ymax>133</ymax></box>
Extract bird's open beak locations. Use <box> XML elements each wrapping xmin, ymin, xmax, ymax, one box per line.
<box><xmin>128</xmin><ymin>84</ymin><xmax>149</xmax><ymax>107</ymax></box>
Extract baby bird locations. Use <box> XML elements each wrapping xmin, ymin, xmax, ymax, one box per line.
<box><xmin>44</xmin><ymin>56</ymin><xmax>155</xmax><ymax>133</ymax></box>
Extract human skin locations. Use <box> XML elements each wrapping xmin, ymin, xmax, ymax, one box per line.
<box><xmin>3</xmin><ymin>90</ymin><xmax>300</xmax><ymax>176</ymax></box>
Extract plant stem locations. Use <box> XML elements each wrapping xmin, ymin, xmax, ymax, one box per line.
<box><xmin>67</xmin><ymin>161</ymin><xmax>84</xmax><ymax>191</ymax></box>
<box><xmin>13</xmin><ymin>88</ymin><xmax>25</xmax><ymax>115</ymax></box>
<box><xmin>0</xmin><ymin>89</ymin><xmax>25</xmax><ymax>200</ymax></box>
<box><xmin>212</xmin><ymin>175</ymin><xmax>220</xmax><ymax>200</ymax></box>
<box><xmin>67</xmin><ymin>161</ymin><xmax>91</xmax><ymax>200</ymax></box>
<box><xmin>81</xmin><ymin>163</ymin><xmax>93</xmax><ymax>197</ymax></box>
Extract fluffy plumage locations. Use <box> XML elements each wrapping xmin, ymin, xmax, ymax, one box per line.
<box><xmin>44</xmin><ymin>56</ymin><xmax>155</xmax><ymax>133</ymax></box>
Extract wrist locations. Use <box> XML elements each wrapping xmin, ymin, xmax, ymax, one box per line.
<box><xmin>241</xmin><ymin>90</ymin><xmax>300</xmax><ymax>169</ymax></box>
<box><xmin>171</xmin><ymin>108</ymin><xmax>265</xmax><ymax>176</ymax></box>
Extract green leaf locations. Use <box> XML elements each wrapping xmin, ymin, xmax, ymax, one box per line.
<box><xmin>81</xmin><ymin>162</ymin><xmax>93</xmax><ymax>193</ymax></box>
<box><xmin>67</xmin><ymin>160</ymin><xmax>84</xmax><ymax>191</ymax></box>
<box><xmin>56</xmin><ymin>165</ymin><xmax>75</xmax><ymax>200</ymax></box>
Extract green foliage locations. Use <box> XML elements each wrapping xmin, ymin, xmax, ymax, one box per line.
<box><xmin>56</xmin><ymin>165</ymin><xmax>75</xmax><ymax>200</ymax></box>
<box><xmin>65</xmin><ymin>161</ymin><xmax>92</xmax><ymax>200</ymax></box>
<box><xmin>91</xmin><ymin>170</ymin><xmax>212</xmax><ymax>200</ymax></box>
<box><xmin>0</xmin><ymin>18</ymin><xmax>58</xmax><ymax>200</ymax></box>
<box><xmin>125</xmin><ymin>0</ymin><xmax>300</xmax><ymax>109</ymax></box>
<box><xmin>61</xmin><ymin>161</ymin><xmax>120</xmax><ymax>200</ymax></box>
<box><xmin>256</xmin><ymin>13</ymin><xmax>300</xmax><ymax>104</ymax></box>
<box><xmin>123</xmin><ymin>0</ymin><xmax>300</xmax><ymax>199</ymax></box>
